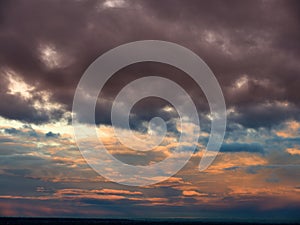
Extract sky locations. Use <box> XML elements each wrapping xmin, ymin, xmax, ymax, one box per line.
<box><xmin>0</xmin><ymin>0</ymin><xmax>300</xmax><ymax>221</ymax></box>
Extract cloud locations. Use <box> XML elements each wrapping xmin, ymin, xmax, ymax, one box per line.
<box><xmin>286</xmin><ymin>148</ymin><xmax>300</xmax><ymax>156</ymax></box>
<box><xmin>45</xmin><ymin>131</ymin><xmax>60</xmax><ymax>138</ymax></box>
<box><xmin>276</xmin><ymin>120</ymin><xmax>300</xmax><ymax>138</ymax></box>
<box><xmin>220</xmin><ymin>142</ymin><xmax>264</xmax><ymax>153</ymax></box>
<box><xmin>182</xmin><ymin>190</ymin><xmax>206</xmax><ymax>197</ymax></box>
<box><xmin>0</xmin><ymin>0</ymin><xmax>299</xmax><ymax>130</ymax></box>
<box><xmin>0</xmin><ymin>0</ymin><xmax>300</xmax><ymax>219</ymax></box>
<box><xmin>4</xmin><ymin>126</ymin><xmax>38</xmax><ymax>137</ymax></box>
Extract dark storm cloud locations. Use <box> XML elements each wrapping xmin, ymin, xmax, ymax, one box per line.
<box><xmin>0</xmin><ymin>74</ymin><xmax>66</xmax><ymax>124</ymax></box>
<box><xmin>0</xmin><ymin>0</ymin><xmax>299</xmax><ymax>128</ymax></box>
<box><xmin>4</xmin><ymin>125</ymin><xmax>40</xmax><ymax>138</ymax></box>
<box><xmin>45</xmin><ymin>131</ymin><xmax>60</xmax><ymax>138</ymax></box>
<box><xmin>229</xmin><ymin>102</ymin><xmax>300</xmax><ymax>129</ymax></box>
<box><xmin>4</xmin><ymin>127</ymin><xmax>38</xmax><ymax>137</ymax></box>
<box><xmin>220</xmin><ymin>142</ymin><xmax>264</xmax><ymax>153</ymax></box>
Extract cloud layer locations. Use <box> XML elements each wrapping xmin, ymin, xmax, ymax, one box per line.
<box><xmin>0</xmin><ymin>0</ymin><xmax>300</xmax><ymax>220</ymax></box>
<box><xmin>0</xmin><ymin>0</ymin><xmax>300</xmax><ymax>129</ymax></box>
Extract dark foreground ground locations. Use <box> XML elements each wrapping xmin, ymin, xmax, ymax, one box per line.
<box><xmin>0</xmin><ymin>218</ymin><xmax>300</xmax><ymax>225</ymax></box>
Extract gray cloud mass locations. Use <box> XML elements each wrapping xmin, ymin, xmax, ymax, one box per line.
<box><xmin>0</xmin><ymin>0</ymin><xmax>299</xmax><ymax>130</ymax></box>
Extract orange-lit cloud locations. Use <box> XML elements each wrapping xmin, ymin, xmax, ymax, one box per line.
<box><xmin>286</xmin><ymin>148</ymin><xmax>300</xmax><ymax>155</ymax></box>
<box><xmin>276</xmin><ymin>120</ymin><xmax>300</xmax><ymax>138</ymax></box>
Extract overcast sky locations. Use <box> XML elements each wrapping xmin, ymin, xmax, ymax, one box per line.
<box><xmin>0</xmin><ymin>0</ymin><xmax>299</xmax><ymax>220</ymax></box>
